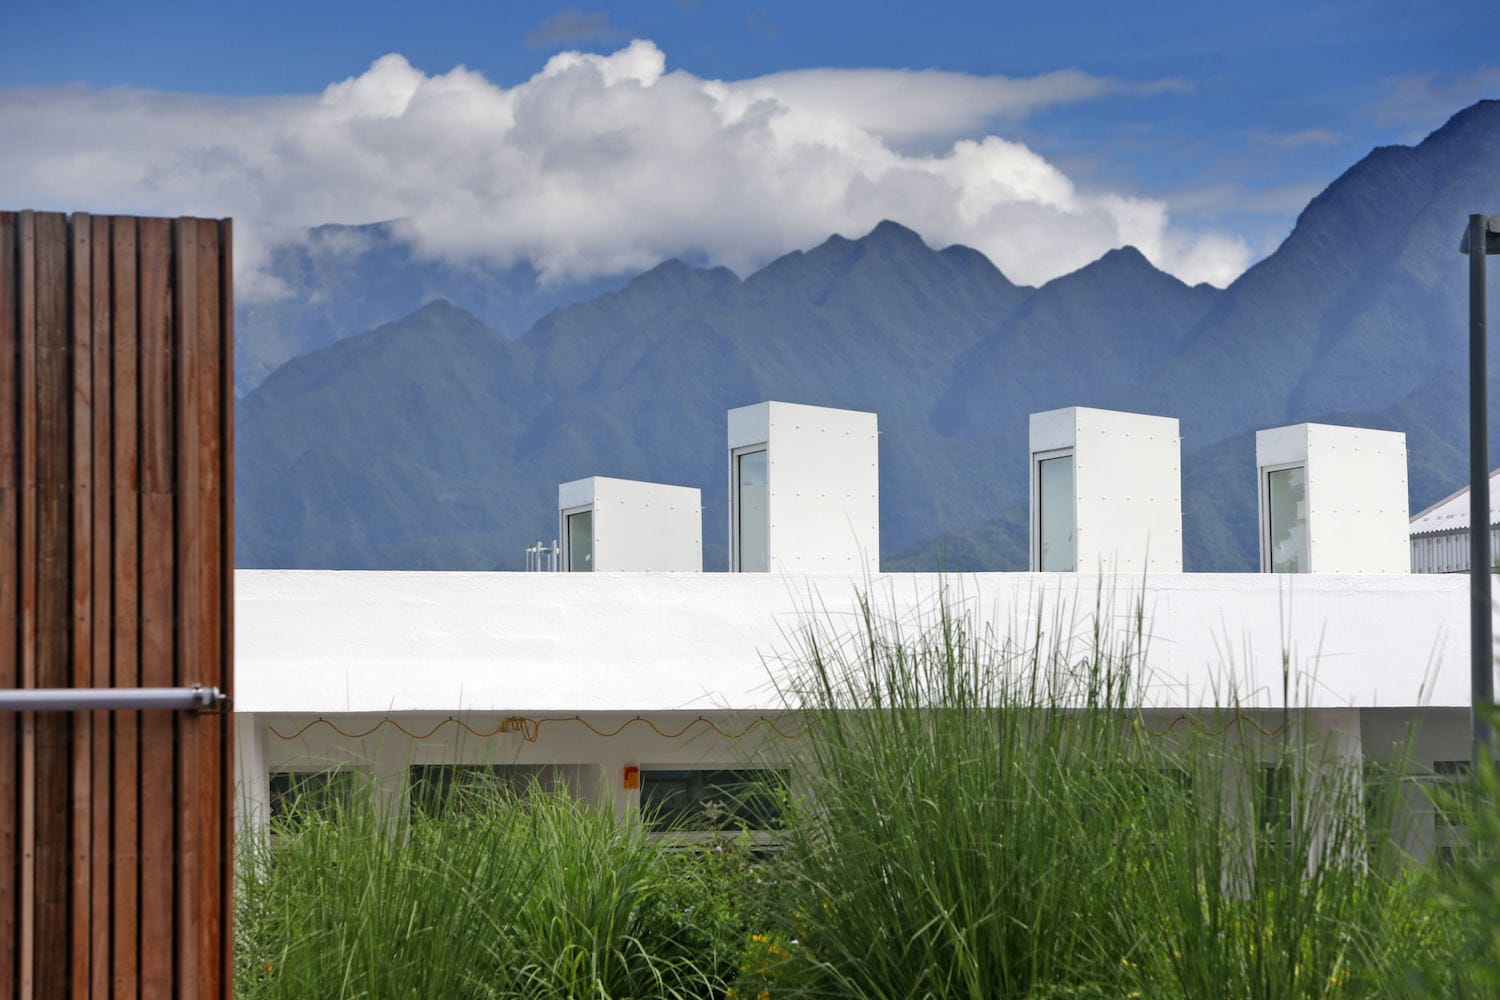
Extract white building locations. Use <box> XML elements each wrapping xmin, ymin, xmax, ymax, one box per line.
<box><xmin>1410</xmin><ymin>468</ymin><xmax>1500</xmax><ymax>574</ymax></box>
<box><xmin>234</xmin><ymin>404</ymin><xmax>1487</xmax><ymax>862</ymax></box>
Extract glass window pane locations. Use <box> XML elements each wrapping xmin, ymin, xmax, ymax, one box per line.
<box><xmin>409</xmin><ymin>764</ymin><xmax>566</xmax><ymax>819</ymax></box>
<box><xmin>1038</xmin><ymin>454</ymin><xmax>1075</xmax><ymax>572</ymax></box>
<box><xmin>737</xmin><ymin>450</ymin><xmax>768</xmax><ymax>572</ymax></box>
<box><xmin>1267</xmin><ymin>467</ymin><xmax>1307</xmax><ymax>573</ymax></box>
<box><xmin>640</xmin><ymin>768</ymin><xmax>787</xmax><ymax>832</ymax></box>
<box><xmin>567</xmin><ymin>509</ymin><xmax>593</xmax><ymax>572</ymax></box>
<box><xmin>269</xmin><ymin>770</ymin><xmax>355</xmax><ymax>829</ymax></box>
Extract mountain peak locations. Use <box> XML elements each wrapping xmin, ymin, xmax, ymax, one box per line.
<box><xmin>861</xmin><ymin>219</ymin><xmax>927</xmax><ymax>248</ymax></box>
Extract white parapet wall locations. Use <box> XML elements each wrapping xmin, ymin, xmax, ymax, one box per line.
<box><xmin>1256</xmin><ymin>423</ymin><xmax>1409</xmax><ymax>573</ymax></box>
<box><xmin>1029</xmin><ymin>406</ymin><xmax>1182</xmax><ymax>573</ymax></box>
<box><xmin>235</xmin><ymin>569</ymin><xmax>1480</xmax><ymax>855</ymax></box>
<box><xmin>558</xmin><ymin>477</ymin><xmax>702</xmax><ymax>572</ymax></box>
<box><xmin>236</xmin><ymin>569</ymin><xmax>1473</xmax><ymax>716</ymax></box>
<box><xmin>726</xmin><ymin>401</ymin><xmax>879</xmax><ymax>574</ymax></box>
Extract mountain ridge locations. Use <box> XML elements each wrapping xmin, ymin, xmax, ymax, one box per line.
<box><xmin>236</xmin><ymin>99</ymin><xmax>1500</xmax><ymax>572</ymax></box>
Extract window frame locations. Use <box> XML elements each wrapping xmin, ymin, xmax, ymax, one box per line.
<box><xmin>1032</xmin><ymin>447</ymin><xmax>1076</xmax><ymax>572</ymax></box>
<box><xmin>1261</xmin><ymin>461</ymin><xmax>1309</xmax><ymax>573</ymax></box>
<box><xmin>267</xmin><ymin>767</ymin><xmax>361</xmax><ymax>831</ymax></box>
<box><xmin>560</xmin><ymin>503</ymin><xmax>595</xmax><ymax>573</ymax></box>
<box><xmin>638</xmin><ymin>765</ymin><xmax>789</xmax><ymax>835</ymax></box>
<box><xmin>730</xmin><ymin>444</ymin><xmax>770</xmax><ymax>573</ymax></box>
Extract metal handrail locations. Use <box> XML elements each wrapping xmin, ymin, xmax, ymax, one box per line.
<box><xmin>0</xmin><ymin>685</ymin><xmax>228</xmax><ymax>712</ymax></box>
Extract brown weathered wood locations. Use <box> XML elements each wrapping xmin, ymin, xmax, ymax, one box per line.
<box><xmin>68</xmin><ymin>213</ymin><xmax>95</xmax><ymax>997</ymax></box>
<box><xmin>173</xmin><ymin>217</ymin><xmax>201</xmax><ymax>998</ymax></box>
<box><xmin>108</xmin><ymin>216</ymin><xmax>140</xmax><ymax>1000</ymax></box>
<box><xmin>7</xmin><ymin>210</ymin><xmax>234</xmax><ymax>998</ymax></box>
<box><xmin>18</xmin><ymin>208</ymin><xmax>38</xmax><ymax>1000</ymax></box>
<box><xmin>190</xmin><ymin>218</ymin><xmax>222</xmax><ymax>992</ymax></box>
<box><xmin>33</xmin><ymin>211</ymin><xmax>73</xmax><ymax>1000</ymax></box>
<box><xmin>0</xmin><ymin>211</ymin><xmax>19</xmax><ymax>1000</ymax></box>
<box><xmin>87</xmin><ymin>214</ymin><xmax>111</xmax><ymax>1000</ymax></box>
<box><xmin>216</xmin><ymin>217</ymin><xmax>236</xmax><ymax>998</ymax></box>
<box><xmin>135</xmin><ymin>216</ymin><xmax>174</xmax><ymax>999</ymax></box>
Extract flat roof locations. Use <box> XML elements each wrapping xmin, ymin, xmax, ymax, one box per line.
<box><xmin>235</xmin><ymin>570</ymin><xmax>1472</xmax><ymax>715</ymax></box>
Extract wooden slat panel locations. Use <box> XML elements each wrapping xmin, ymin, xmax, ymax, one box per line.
<box><xmin>135</xmin><ymin>217</ymin><xmax>174</xmax><ymax>1000</ymax></box>
<box><xmin>0</xmin><ymin>211</ymin><xmax>19</xmax><ymax>1000</ymax></box>
<box><xmin>32</xmin><ymin>211</ymin><xmax>72</xmax><ymax>1000</ymax></box>
<box><xmin>18</xmin><ymin>208</ymin><xmax>38</xmax><ymax>1000</ymax></box>
<box><xmin>68</xmin><ymin>213</ymin><xmax>95</xmax><ymax>996</ymax></box>
<box><xmin>6</xmin><ymin>210</ymin><xmax>234</xmax><ymax>998</ymax></box>
<box><xmin>107</xmin><ymin>216</ymin><xmax>140</xmax><ymax>1000</ymax></box>
<box><xmin>87</xmin><ymin>214</ymin><xmax>111</xmax><ymax>1000</ymax></box>
<box><xmin>216</xmin><ymin>217</ymin><xmax>235</xmax><ymax>999</ymax></box>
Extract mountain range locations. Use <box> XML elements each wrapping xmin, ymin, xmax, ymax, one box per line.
<box><xmin>235</xmin><ymin>100</ymin><xmax>1500</xmax><ymax>572</ymax></box>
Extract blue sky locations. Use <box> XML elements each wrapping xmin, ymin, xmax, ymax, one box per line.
<box><xmin>1</xmin><ymin>0</ymin><xmax>1496</xmax><ymax>292</ymax></box>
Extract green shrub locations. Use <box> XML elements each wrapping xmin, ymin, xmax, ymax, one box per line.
<box><xmin>764</xmin><ymin>583</ymin><xmax>1458</xmax><ymax>999</ymax></box>
<box><xmin>236</xmin><ymin>783</ymin><xmax>737</xmax><ymax>999</ymax></box>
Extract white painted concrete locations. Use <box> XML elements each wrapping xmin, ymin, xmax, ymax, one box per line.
<box><xmin>557</xmin><ymin>477</ymin><xmax>702</xmax><ymax>572</ymax></box>
<box><xmin>726</xmin><ymin>401</ymin><xmax>879</xmax><ymax>574</ymax></box>
<box><xmin>1257</xmin><ymin>423</ymin><xmax>1409</xmax><ymax>573</ymax></box>
<box><xmin>1029</xmin><ymin>407</ymin><xmax>1182</xmax><ymax>574</ymax></box>
<box><xmin>235</xmin><ymin>569</ymin><xmax>1476</xmax><ymax>716</ymax></box>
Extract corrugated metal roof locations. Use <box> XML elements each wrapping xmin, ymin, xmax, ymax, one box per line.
<box><xmin>1409</xmin><ymin>468</ymin><xmax>1500</xmax><ymax>536</ymax></box>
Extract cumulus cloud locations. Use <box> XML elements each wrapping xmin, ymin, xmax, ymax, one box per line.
<box><xmin>0</xmin><ymin>39</ymin><xmax>1251</xmax><ymax>298</ymax></box>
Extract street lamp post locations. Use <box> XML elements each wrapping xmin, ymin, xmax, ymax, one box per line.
<box><xmin>1462</xmin><ymin>213</ymin><xmax>1500</xmax><ymax>759</ymax></box>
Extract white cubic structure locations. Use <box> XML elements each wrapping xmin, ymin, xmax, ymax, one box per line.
<box><xmin>558</xmin><ymin>477</ymin><xmax>702</xmax><ymax>572</ymax></box>
<box><xmin>726</xmin><ymin>401</ymin><xmax>879</xmax><ymax>574</ymax></box>
<box><xmin>1028</xmin><ymin>406</ymin><xmax>1182</xmax><ymax>573</ymax></box>
<box><xmin>1255</xmin><ymin>423</ymin><xmax>1409</xmax><ymax>573</ymax></box>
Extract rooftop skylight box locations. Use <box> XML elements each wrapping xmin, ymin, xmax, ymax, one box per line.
<box><xmin>726</xmin><ymin>401</ymin><xmax>879</xmax><ymax>574</ymax></box>
<box><xmin>1028</xmin><ymin>407</ymin><xmax>1183</xmax><ymax>574</ymax></box>
<box><xmin>557</xmin><ymin>477</ymin><xmax>703</xmax><ymax>572</ymax></box>
<box><xmin>1255</xmin><ymin>424</ymin><xmax>1409</xmax><ymax>573</ymax></box>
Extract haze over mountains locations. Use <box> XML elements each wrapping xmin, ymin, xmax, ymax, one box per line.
<box><xmin>236</xmin><ymin>100</ymin><xmax>1500</xmax><ymax>572</ymax></box>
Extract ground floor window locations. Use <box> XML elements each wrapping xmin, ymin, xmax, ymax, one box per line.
<box><xmin>640</xmin><ymin>768</ymin><xmax>788</xmax><ymax>832</ymax></box>
<box><xmin>1432</xmin><ymin>760</ymin><xmax>1472</xmax><ymax>869</ymax></box>
<box><xmin>269</xmin><ymin>769</ymin><xmax>357</xmax><ymax>829</ymax></box>
<box><xmin>408</xmin><ymin>763</ymin><xmax>593</xmax><ymax>818</ymax></box>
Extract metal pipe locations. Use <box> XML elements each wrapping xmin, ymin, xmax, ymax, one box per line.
<box><xmin>1470</xmin><ymin>213</ymin><xmax>1493</xmax><ymax>758</ymax></box>
<box><xmin>0</xmin><ymin>685</ymin><xmax>226</xmax><ymax>712</ymax></box>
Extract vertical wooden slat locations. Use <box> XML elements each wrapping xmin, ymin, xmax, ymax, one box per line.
<box><xmin>18</xmin><ymin>208</ymin><xmax>37</xmax><ymax>1000</ymax></box>
<box><xmin>172</xmin><ymin>218</ymin><xmax>200</xmax><ymax>998</ymax></box>
<box><xmin>68</xmin><ymin>213</ymin><xmax>95</xmax><ymax>996</ymax></box>
<box><xmin>189</xmin><ymin>218</ymin><xmax>221</xmax><ymax>992</ymax></box>
<box><xmin>108</xmin><ymin>217</ymin><xmax>139</xmax><ymax>1000</ymax></box>
<box><xmin>216</xmin><ymin>218</ymin><xmax>235</xmax><ymax>999</ymax></box>
<box><xmin>0</xmin><ymin>211</ymin><xmax>19</xmax><ymax>1000</ymax></box>
<box><xmin>135</xmin><ymin>216</ymin><xmax>173</xmax><ymax>999</ymax></box>
<box><xmin>87</xmin><ymin>214</ymin><xmax>111</xmax><ymax>1000</ymax></box>
<box><xmin>33</xmin><ymin>211</ymin><xmax>72</xmax><ymax>1000</ymax></box>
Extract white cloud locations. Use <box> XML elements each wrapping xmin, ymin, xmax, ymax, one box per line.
<box><xmin>1375</xmin><ymin>67</ymin><xmax>1500</xmax><ymax>132</ymax></box>
<box><xmin>1250</xmin><ymin>127</ymin><xmax>1347</xmax><ymax>148</ymax></box>
<box><xmin>0</xmin><ymin>39</ymin><xmax>1250</xmax><ymax>297</ymax></box>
